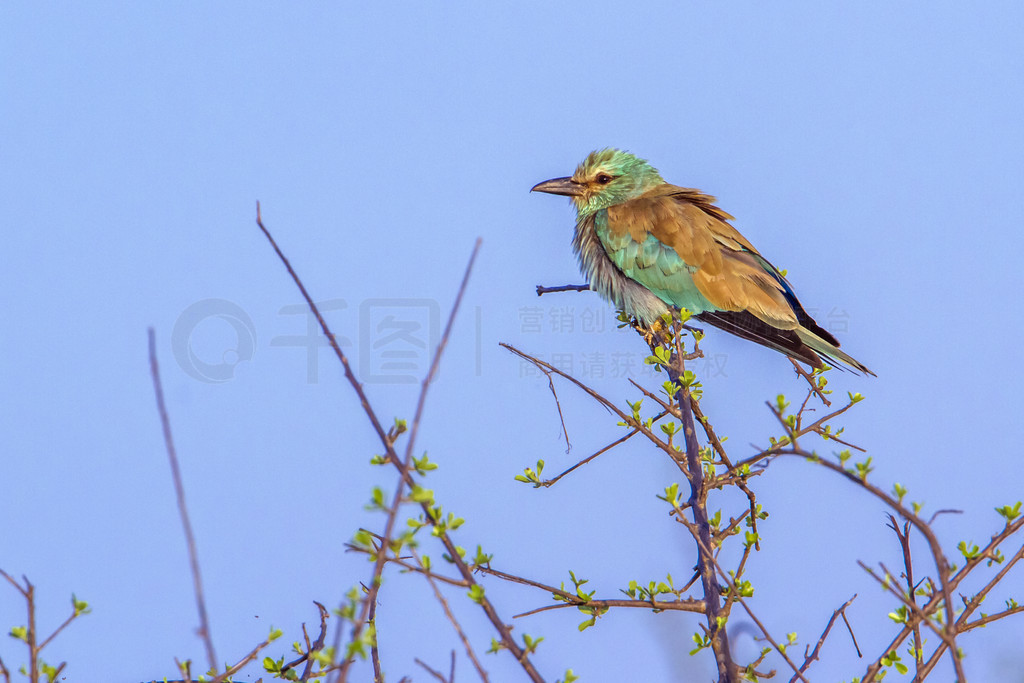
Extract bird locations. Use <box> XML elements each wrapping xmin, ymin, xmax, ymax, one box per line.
<box><xmin>531</xmin><ymin>148</ymin><xmax>874</xmax><ymax>375</ymax></box>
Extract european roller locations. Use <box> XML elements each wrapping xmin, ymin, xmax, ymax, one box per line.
<box><xmin>532</xmin><ymin>149</ymin><xmax>873</xmax><ymax>375</ymax></box>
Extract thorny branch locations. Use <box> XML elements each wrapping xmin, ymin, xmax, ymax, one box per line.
<box><xmin>535</xmin><ymin>410</ymin><xmax>670</xmax><ymax>487</ymax></box>
<box><xmin>409</xmin><ymin>548</ymin><xmax>490</xmax><ymax>683</ymax></box>
<box><xmin>792</xmin><ymin>594</ymin><xmax>859</xmax><ymax>683</ymax></box>
<box><xmin>501</xmin><ymin>343</ymin><xmax>687</xmax><ymax>471</ymax></box>
<box><xmin>508</xmin><ymin>281</ymin><xmax>1024</xmax><ymax>681</ymax></box>
<box><xmin>254</xmin><ymin>206</ymin><xmax>545</xmax><ymax>683</ymax></box>
<box><xmin>415</xmin><ymin>651</ymin><xmax>457</xmax><ymax>683</ymax></box>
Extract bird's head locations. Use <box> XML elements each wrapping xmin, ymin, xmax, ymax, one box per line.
<box><xmin>531</xmin><ymin>149</ymin><xmax>665</xmax><ymax>216</ymax></box>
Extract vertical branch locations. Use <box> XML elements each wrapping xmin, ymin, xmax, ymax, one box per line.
<box><xmin>149</xmin><ymin>328</ymin><xmax>218</xmax><ymax>672</ymax></box>
<box><xmin>300</xmin><ymin>603</ymin><xmax>331</xmax><ymax>682</ymax></box>
<box><xmin>666</xmin><ymin>324</ymin><xmax>736</xmax><ymax>683</ymax></box>
<box><xmin>26</xmin><ymin>579</ymin><xmax>37</xmax><ymax>683</ymax></box>
<box><xmin>0</xmin><ymin>573</ymin><xmax>38</xmax><ymax>683</ymax></box>
<box><xmin>369</xmin><ymin>592</ymin><xmax>383</xmax><ymax>683</ymax></box>
<box><xmin>888</xmin><ymin>516</ymin><xmax>923</xmax><ymax>675</ymax></box>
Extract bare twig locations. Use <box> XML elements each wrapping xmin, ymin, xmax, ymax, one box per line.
<box><xmin>415</xmin><ymin>654</ymin><xmax>454</xmax><ymax>683</ymax></box>
<box><xmin>255</xmin><ymin>202</ymin><xmax>395</xmax><ymax>461</ymax></box>
<box><xmin>840</xmin><ymin>607</ymin><xmax>861</xmax><ymax>658</ymax></box>
<box><xmin>501</xmin><ymin>343</ymin><xmax>685</xmax><ymax>470</ymax></box>
<box><xmin>403</xmin><ymin>239</ymin><xmax>481</xmax><ymax>469</ymax></box>
<box><xmin>148</xmin><ymin>328</ymin><xmax>217</xmax><ymax>671</ymax></box>
<box><xmin>535</xmin><ymin>363</ymin><xmax>572</xmax><ymax>453</ymax></box>
<box><xmin>928</xmin><ymin>508</ymin><xmax>963</xmax><ymax>526</ymax></box>
<box><xmin>536</xmin><ymin>283</ymin><xmax>590</xmax><ymax>296</ymax></box>
<box><xmin>538</xmin><ymin>415</ymin><xmax>666</xmax><ymax>487</ymax></box>
<box><xmin>791</xmin><ymin>594</ymin><xmax>858</xmax><ymax>682</ymax></box>
<box><xmin>254</xmin><ymin>209</ymin><xmax>544</xmax><ymax>682</ymax></box>
<box><xmin>506</xmin><ymin>326</ymin><xmax>744</xmax><ymax>681</ymax></box>
<box><xmin>411</xmin><ymin>548</ymin><xmax>489</xmax><ymax>682</ymax></box>
<box><xmin>153</xmin><ymin>607</ymin><xmax>332</xmax><ymax>683</ymax></box>
<box><xmin>36</xmin><ymin>610</ymin><xmax>80</xmax><ymax>652</ymax></box>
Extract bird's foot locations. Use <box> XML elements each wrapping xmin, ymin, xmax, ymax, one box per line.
<box><xmin>630</xmin><ymin>317</ymin><xmax>669</xmax><ymax>350</ymax></box>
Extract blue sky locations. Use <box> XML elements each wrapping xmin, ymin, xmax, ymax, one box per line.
<box><xmin>2</xmin><ymin>2</ymin><xmax>1023</xmax><ymax>681</ymax></box>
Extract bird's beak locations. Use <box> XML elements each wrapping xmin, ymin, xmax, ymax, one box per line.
<box><xmin>531</xmin><ymin>176</ymin><xmax>585</xmax><ymax>197</ymax></box>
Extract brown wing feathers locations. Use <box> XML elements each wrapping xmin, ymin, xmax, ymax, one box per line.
<box><xmin>641</xmin><ymin>187</ymin><xmax>842</xmax><ymax>371</ymax></box>
<box><xmin>605</xmin><ymin>185</ymin><xmax>859</xmax><ymax>371</ymax></box>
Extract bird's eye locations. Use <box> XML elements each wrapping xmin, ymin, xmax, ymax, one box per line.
<box><xmin>596</xmin><ymin>174</ymin><xmax>613</xmax><ymax>185</ymax></box>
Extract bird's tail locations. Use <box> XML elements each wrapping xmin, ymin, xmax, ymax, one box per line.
<box><xmin>795</xmin><ymin>327</ymin><xmax>875</xmax><ymax>377</ymax></box>
<box><xmin>695</xmin><ymin>310</ymin><xmax>874</xmax><ymax>376</ymax></box>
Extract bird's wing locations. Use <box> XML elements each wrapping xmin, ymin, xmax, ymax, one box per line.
<box><xmin>604</xmin><ymin>186</ymin><xmax>800</xmax><ymax>330</ymax></box>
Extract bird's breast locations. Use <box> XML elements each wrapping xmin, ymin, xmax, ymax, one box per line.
<box><xmin>572</xmin><ymin>211</ymin><xmax>675</xmax><ymax>324</ymax></box>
